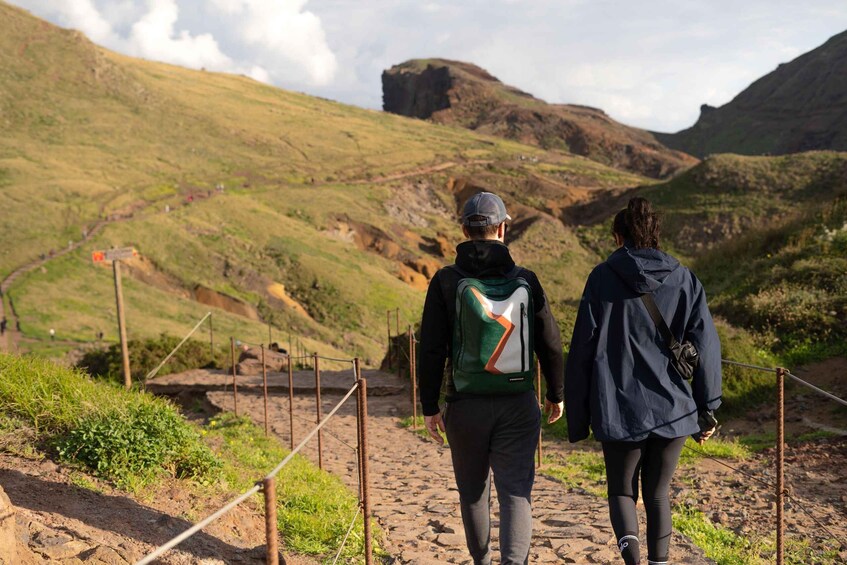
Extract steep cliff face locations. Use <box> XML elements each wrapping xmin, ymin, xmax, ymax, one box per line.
<box><xmin>381</xmin><ymin>63</ymin><xmax>453</xmax><ymax>119</ymax></box>
<box><xmin>382</xmin><ymin>59</ymin><xmax>697</xmax><ymax>179</ymax></box>
<box><xmin>656</xmin><ymin>30</ymin><xmax>847</xmax><ymax>157</ymax></box>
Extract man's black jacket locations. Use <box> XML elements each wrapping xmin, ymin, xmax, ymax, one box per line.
<box><xmin>419</xmin><ymin>239</ymin><xmax>564</xmax><ymax>416</ymax></box>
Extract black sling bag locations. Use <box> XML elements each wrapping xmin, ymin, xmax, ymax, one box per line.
<box><xmin>640</xmin><ymin>293</ymin><xmax>699</xmax><ymax>380</ymax></box>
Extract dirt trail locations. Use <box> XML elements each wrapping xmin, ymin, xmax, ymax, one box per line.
<box><xmin>0</xmin><ymin>453</ymin><xmax>313</xmax><ymax>564</ymax></box>
<box><xmin>347</xmin><ymin>160</ymin><xmax>491</xmax><ymax>186</ymax></box>
<box><xmin>205</xmin><ymin>370</ymin><xmax>713</xmax><ymax>564</ymax></box>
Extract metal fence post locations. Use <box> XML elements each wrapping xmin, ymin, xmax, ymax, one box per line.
<box><xmin>396</xmin><ymin>309</ymin><xmax>402</xmax><ymax>379</ymax></box>
<box><xmin>288</xmin><ymin>355</ymin><xmax>295</xmax><ymax>451</ymax></box>
<box><xmin>263</xmin><ymin>477</ymin><xmax>279</xmax><ymax>565</ymax></box>
<box><xmin>209</xmin><ymin>314</ymin><xmax>214</xmax><ymax>363</ymax></box>
<box><xmin>357</xmin><ymin>372</ymin><xmax>373</xmax><ymax>565</ymax></box>
<box><xmin>409</xmin><ymin>326</ymin><xmax>417</xmax><ymax>430</ymax></box>
<box><xmin>776</xmin><ymin>367</ymin><xmax>786</xmax><ymax>565</ymax></box>
<box><xmin>536</xmin><ymin>358</ymin><xmax>542</xmax><ymax>469</ymax></box>
<box><xmin>262</xmin><ymin>344</ymin><xmax>269</xmax><ymax>436</ymax></box>
<box><xmin>230</xmin><ymin>337</ymin><xmax>238</xmax><ymax>417</ymax></box>
<box><xmin>386</xmin><ymin>311</ymin><xmax>392</xmax><ymax>371</ymax></box>
<box><xmin>355</xmin><ymin>358</ymin><xmax>364</xmax><ymax>500</ymax></box>
<box><xmin>314</xmin><ymin>352</ymin><xmax>323</xmax><ymax>470</ymax></box>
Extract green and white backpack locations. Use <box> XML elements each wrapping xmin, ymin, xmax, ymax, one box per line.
<box><xmin>448</xmin><ymin>265</ymin><xmax>535</xmax><ymax>395</ymax></box>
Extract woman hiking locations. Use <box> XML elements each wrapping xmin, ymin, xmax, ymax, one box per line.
<box><xmin>564</xmin><ymin>197</ymin><xmax>722</xmax><ymax>565</ymax></box>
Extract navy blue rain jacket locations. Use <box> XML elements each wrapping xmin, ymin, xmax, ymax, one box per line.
<box><xmin>564</xmin><ymin>244</ymin><xmax>722</xmax><ymax>442</ymax></box>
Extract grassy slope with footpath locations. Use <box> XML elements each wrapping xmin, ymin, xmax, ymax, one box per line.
<box><xmin>0</xmin><ymin>352</ymin><xmax>372</xmax><ymax>560</ymax></box>
<box><xmin>1</xmin><ymin>0</ymin><xmax>653</xmax><ymax>364</ymax></box>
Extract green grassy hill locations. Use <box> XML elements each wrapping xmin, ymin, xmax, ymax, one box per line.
<box><xmin>3</xmin><ymin>0</ymin><xmax>844</xmax><ymax>374</ymax></box>
<box><xmin>637</xmin><ymin>152</ymin><xmax>847</xmax><ymax>361</ymax></box>
<box><xmin>641</xmin><ymin>152</ymin><xmax>847</xmax><ymax>256</ymax></box>
<box><xmin>1</xmin><ymin>1</ymin><xmax>644</xmax><ymax>362</ymax></box>
<box><xmin>655</xmin><ymin>30</ymin><xmax>847</xmax><ymax>157</ymax></box>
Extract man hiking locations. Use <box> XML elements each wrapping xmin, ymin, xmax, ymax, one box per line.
<box><xmin>419</xmin><ymin>191</ymin><xmax>564</xmax><ymax>565</ymax></box>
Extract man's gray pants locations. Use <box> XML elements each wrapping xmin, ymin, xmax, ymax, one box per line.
<box><xmin>444</xmin><ymin>390</ymin><xmax>541</xmax><ymax>565</ymax></box>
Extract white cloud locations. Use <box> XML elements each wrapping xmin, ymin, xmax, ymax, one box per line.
<box><xmin>209</xmin><ymin>0</ymin><xmax>337</xmax><ymax>85</ymax></box>
<box><xmin>9</xmin><ymin>0</ymin><xmax>337</xmax><ymax>87</ymax></box>
<box><xmin>8</xmin><ymin>0</ymin><xmax>847</xmax><ymax>131</ymax></box>
<box><xmin>40</xmin><ymin>0</ymin><xmax>120</xmax><ymax>45</ymax></box>
<box><xmin>129</xmin><ymin>0</ymin><xmax>232</xmax><ymax>69</ymax></box>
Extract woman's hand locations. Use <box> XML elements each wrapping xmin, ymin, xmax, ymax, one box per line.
<box><xmin>698</xmin><ymin>425</ymin><xmax>716</xmax><ymax>445</ymax></box>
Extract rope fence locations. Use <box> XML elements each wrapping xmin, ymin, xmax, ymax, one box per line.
<box><xmin>144</xmin><ymin>312</ymin><xmax>211</xmax><ymax>382</ymax></box>
<box><xmin>136</xmin><ymin>363</ymin><xmax>373</xmax><ymax>565</ymax></box>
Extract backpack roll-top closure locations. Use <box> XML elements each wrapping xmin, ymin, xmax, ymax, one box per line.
<box><xmin>452</xmin><ymin>271</ymin><xmax>535</xmax><ymax>395</ymax></box>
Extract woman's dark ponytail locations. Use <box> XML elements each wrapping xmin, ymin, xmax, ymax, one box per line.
<box><xmin>612</xmin><ymin>197</ymin><xmax>661</xmax><ymax>249</ymax></box>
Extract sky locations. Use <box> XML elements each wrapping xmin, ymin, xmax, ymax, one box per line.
<box><xmin>8</xmin><ymin>0</ymin><xmax>847</xmax><ymax>132</ymax></box>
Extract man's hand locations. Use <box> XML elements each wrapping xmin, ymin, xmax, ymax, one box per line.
<box><xmin>544</xmin><ymin>399</ymin><xmax>563</xmax><ymax>424</ymax></box>
<box><xmin>425</xmin><ymin>413</ymin><xmax>446</xmax><ymax>445</ymax></box>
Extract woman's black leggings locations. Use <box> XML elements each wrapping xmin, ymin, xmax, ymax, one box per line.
<box><xmin>601</xmin><ymin>436</ymin><xmax>687</xmax><ymax>564</ymax></box>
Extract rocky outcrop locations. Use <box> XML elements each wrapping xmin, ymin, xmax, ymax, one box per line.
<box><xmin>656</xmin><ymin>30</ymin><xmax>847</xmax><ymax>157</ymax></box>
<box><xmin>383</xmin><ymin>59</ymin><xmax>697</xmax><ymax>179</ymax></box>
<box><xmin>236</xmin><ymin>345</ymin><xmax>289</xmax><ymax>375</ymax></box>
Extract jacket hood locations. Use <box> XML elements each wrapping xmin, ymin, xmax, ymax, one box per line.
<box><xmin>455</xmin><ymin>240</ymin><xmax>515</xmax><ymax>277</ymax></box>
<box><xmin>606</xmin><ymin>244</ymin><xmax>680</xmax><ymax>294</ymax></box>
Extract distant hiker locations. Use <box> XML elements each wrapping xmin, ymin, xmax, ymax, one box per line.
<box><xmin>565</xmin><ymin>197</ymin><xmax>722</xmax><ymax>565</ymax></box>
<box><xmin>420</xmin><ymin>191</ymin><xmax>564</xmax><ymax>565</ymax></box>
<box><xmin>0</xmin><ymin>318</ymin><xmax>6</xmax><ymax>335</ymax></box>
<box><xmin>49</xmin><ymin>328</ymin><xmax>55</xmax><ymax>341</ymax></box>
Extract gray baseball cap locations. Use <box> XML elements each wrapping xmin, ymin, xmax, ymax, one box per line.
<box><xmin>461</xmin><ymin>192</ymin><xmax>512</xmax><ymax>227</ymax></box>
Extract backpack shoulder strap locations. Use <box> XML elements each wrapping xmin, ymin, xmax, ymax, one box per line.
<box><xmin>640</xmin><ymin>293</ymin><xmax>680</xmax><ymax>349</ymax></box>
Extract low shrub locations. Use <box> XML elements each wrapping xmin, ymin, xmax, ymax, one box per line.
<box><xmin>56</xmin><ymin>401</ymin><xmax>220</xmax><ymax>487</ymax></box>
<box><xmin>0</xmin><ymin>353</ymin><xmax>220</xmax><ymax>489</ymax></box>
<box><xmin>77</xmin><ymin>333</ymin><xmax>220</xmax><ymax>384</ymax></box>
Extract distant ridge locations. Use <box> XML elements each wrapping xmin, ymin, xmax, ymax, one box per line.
<box><xmin>656</xmin><ymin>30</ymin><xmax>847</xmax><ymax>157</ymax></box>
<box><xmin>382</xmin><ymin>59</ymin><xmax>697</xmax><ymax>179</ymax></box>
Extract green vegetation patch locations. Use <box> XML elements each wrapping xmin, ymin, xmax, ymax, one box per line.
<box><xmin>678</xmin><ymin>437</ymin><xmax>750</xmax><ymax>465</ymax></box>
<box><xmin>542</xmin><ymin>449</ymin><xmax>607</xmax><ymax>497</ymax></box>
<box><xmin>697</xmin><ymin>197</ymin><xmax>847</xmax><ymax>364</ymax></box>
<box><xmin>0</xmin><ymin>353</ymin><xmax>220</xmax><ymax>489</ymax></box>
<box><xmin>673</xmin><ymin>503</ymin><xmax>768</xmax><ymax>565</ymax></box>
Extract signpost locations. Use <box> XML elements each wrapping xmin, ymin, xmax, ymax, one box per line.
<box><xmin>93</xmin><ymin>247</ymin><xmax>137</xmax><ymax>389</ymax></box>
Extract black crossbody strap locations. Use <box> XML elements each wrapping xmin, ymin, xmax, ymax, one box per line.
<box><xmin>640</xmin><ymin>293</ymin><xmax>680</xmax><ymax>349</ymax></box>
